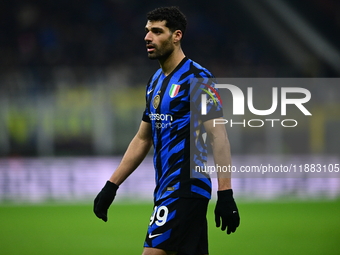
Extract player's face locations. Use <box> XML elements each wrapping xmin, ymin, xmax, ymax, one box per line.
<box><xmin>144</xmin><ymin>20</ymin><xmax>175</xmax><ymax>60</ymax></box>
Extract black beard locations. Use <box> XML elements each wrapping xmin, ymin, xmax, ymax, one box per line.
<box><xmin>147</xmin><ymin>34</ymin><xmax>174</xmax><ymax>60</ymax></box>
<box><xmin>148</xmin><ymin>47</ymin><xmax>173</xmax><ymax>60</ymax></box>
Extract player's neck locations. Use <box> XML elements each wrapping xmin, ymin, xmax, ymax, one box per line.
<box><xmin>159</xmin><ymin>48</ymin><xmax>185</xmax><ymax>77</ymax></box>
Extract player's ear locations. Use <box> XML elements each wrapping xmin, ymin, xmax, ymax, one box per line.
<box><xmin>173</xmin><ymin>30</ymin><xmax>182</xmax><ymax>43</ymax></box>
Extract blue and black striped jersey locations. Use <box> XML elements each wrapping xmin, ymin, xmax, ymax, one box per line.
<box><xmin>142</xmin><ymin>57</ymin><xmax>223</xmax><ymax>203</ymax></box>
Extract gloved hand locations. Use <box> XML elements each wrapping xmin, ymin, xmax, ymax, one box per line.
<box><xmin>214</xmin><ymin>189</ymin><xmax>240</xmax><ymax>234</ymax></box>
<box><xmin>93</xmin><ymin>181</ymin><xmax>119</xmax><ymax>222</ymax></box>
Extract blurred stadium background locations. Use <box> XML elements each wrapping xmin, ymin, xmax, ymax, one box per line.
<box><xmin>0</xmin><ymin>0</ymin><xmax>339</xmax><ymax>254</ymax></box>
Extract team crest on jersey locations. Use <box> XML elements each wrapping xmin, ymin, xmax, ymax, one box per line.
<box><xmin>169</xmin><ymin>84</ymin><xmax>180</xmax><ymax>98</ymax></box>
<box><xmin>153</xmin><ymin>95</ymin><xmax>160</xmax><ymax>109</ymax></box>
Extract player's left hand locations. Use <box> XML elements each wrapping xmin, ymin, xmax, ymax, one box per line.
<box><xmin>214</xmin><ymin>189</ymin><xmax>240</xmax><ymax>234</ymax></box>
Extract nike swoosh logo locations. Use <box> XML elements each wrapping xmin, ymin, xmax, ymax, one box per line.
<box><xmin>148</xmin><ymin>233</ymin><xmax>162</xmax><ymax>239</ymax></box>
<box><xmin>147</xmin><ymin>89</ymin><xmax>154</xmax><ymax>95</ymax></box>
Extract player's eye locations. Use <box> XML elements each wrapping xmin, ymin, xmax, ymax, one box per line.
<box><xmin>153</xmin><ymin>29</ymin><xmax>162</xmax><ymax>35</ymax></box>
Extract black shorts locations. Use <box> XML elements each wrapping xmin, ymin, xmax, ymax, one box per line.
<box><xmin>144</xmin><ymin>197</ymin><xmax>209</xmax><ymax>255</ymax></box>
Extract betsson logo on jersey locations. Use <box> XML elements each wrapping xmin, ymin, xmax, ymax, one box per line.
<box><xmin>149</xmin><ymin>113</ymin><xmax>173</xmax><ymax>129</ymax></box>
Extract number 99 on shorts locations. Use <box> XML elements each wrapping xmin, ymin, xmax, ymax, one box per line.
<box><xmin>149</xmin><ymin>206</ymin><xmax>169</xmax><ymax>227</ymax></box>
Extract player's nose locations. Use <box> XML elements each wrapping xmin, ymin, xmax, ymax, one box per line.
<box><xmin>144</xmin><ymin>31</ymin><xmax>152</xmax><ymax>42</ymax></box>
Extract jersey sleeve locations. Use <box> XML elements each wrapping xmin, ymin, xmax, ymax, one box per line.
<box><xmin>142</xmin><ymin>76</ymin><xmax>153</xmax><ymax>123</ymax></box>
<box><xmin>190</xmin><ymin>73</ymin><xmax>223</xmax><ymax>123</ymax></box>
<box><xmin>142</xmin><ymin>99</ymin><xmax>151</xmax><ymax>123</ymax></box>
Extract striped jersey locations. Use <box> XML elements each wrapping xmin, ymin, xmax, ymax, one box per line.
<box><xmin>142</xmin><ymin>57</ymin><xmax>223</xmax><ymax>203</ymax></box>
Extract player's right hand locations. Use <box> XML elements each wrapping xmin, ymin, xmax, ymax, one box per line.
<box><xmin>93</xmin><ymin>181</ymin><xmax>119</xmax><ymax>222</ymax></box>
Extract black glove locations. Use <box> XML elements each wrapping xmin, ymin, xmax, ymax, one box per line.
<box><xmin>93</xmin><ymin>181</ymin><xmax>119</xmax><ymax>222</ymax></box>
<box><xmin>215</xmin><ymin>189</ymin><xmax>240</xmax><ymax>234</ymax></box>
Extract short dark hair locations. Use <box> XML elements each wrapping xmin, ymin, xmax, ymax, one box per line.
<box><xmin>147</xmin><ymin>6</ymin><xmax>187</xmax><ymax>39</ymax></box>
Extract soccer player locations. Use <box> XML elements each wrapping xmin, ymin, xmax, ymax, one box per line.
<box><xmin>94</xmin><ymin>6</ymin><xmax>240</xmax><ymax>255</ymax></box>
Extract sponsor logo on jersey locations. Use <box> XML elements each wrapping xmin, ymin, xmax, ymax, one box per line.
<box><xmin>149</xmin><ymin>113</ymin><xmax>174</xmax><ymax>129</ymax></box>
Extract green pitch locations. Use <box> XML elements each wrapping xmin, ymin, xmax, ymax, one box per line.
<box><xmin>0</xmin><ymin>199</ymin><xmax>339</xmax><ymax>254</ymax></box>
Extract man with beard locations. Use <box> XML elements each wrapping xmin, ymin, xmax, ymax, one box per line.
<box><xmin>94</xmin><ymin>6</ymin><xmax>240</xmax><ymax>255</ymax></box>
